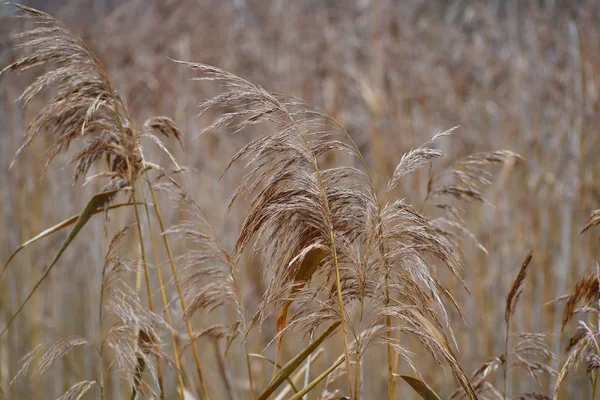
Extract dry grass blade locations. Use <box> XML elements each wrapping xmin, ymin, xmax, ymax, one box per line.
<box><xmin>257</xmin><ymin>321</ymin><xmax>340</xmax><ymax>400</ymax></box>
<box><xmin>503</xmin><ymin>251</ymin><xmax>534</xmax><ymax>398</ymax></box>
<box><xmin>510</xmin><ymin>333</ymin><xmax>556</xmax><ymax>383</ymax></box>
<box><xmin>36</xmin><ymin>337</ymin><xmax>90</xmax><ymax>376</ymax></box>
<box><xmin>384</xmin><ymin>302</ymin><xmax>477</xmax><ymax>399</ymax></box>
<box><xmin>0</xmin><ymin>188</ymin><xmax>121</xmax><ymax>338</ymax></box>
<box><xmin>427</xmin><ymin>150</ymin><xmax>520</xmax><ymax>206</ymax></box>
<box><xmin>449</xmin><ymin>356</ymin><xmax>504</xmax><ymax>399</ymax></box>
<box><xmin>381</xmin><ymin>197</ymin><xmax>468</xmax><ymax>308</ymax></box>
<box><xmin>581</xmin><ymin>209</ymin><xmax>600</xmax><ymax>234</ymax></box>
<box><xmin>553</xmin><ymin>328</ymin><xmax>593</xmax><ymax>399</ymax></box>
<box><xmin>10</xmin><ymin>344</ymin><xmax>43</xmax><ymax>386</ymax></box>
<box><xmin>506</xmin><ymin>251</ymin><xmax>534</xmax><ymax>324</ymax></box>
<box><xmin>143</xmin><ymin>116</ymin><xmax>183</xmax><ymax>145</ymax></box>
<box><xmin>560</xmin><ymin>270</ymin><xmax>600</xmax><ymax>334</ymax></box>
<box><xmin>407</xmin><ymin>307</ymin><xmax>477</xmax><ymax>399</ymax></box>
<box><xmin>400</xmin><ymin>375</ymin><xmax>442</xmax><ymax>400</ymax></box>
<box><xmin>10</xmin><ymin>337</ymin><xmax>90</xmax><ymax>386</ymax></box>
<box><xmin>142</xmin><ymin>116</ymin><xmax>184</xmax><ymax>171</ymax></box>
<box><xmin>0</xmin><ymin>201</ymin><xmax>137</xmax><ymax>281</ymax></box>
<box><xmin>553</xmin><ymin>315</ymin><xmax>600</xmax><ymax>400</ymax></box>
<box><xmin>387</xmin><ymin>126</ymin><xmax>458</xmax><ymax>192</ymax></box>
<box><xmin>57</xmin><ymin>380</ymin><xmax>96</xmax><ymax>400</ymax></box>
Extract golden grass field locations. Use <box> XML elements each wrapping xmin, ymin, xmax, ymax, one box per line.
<box><xmin>1</xmin><ymin>1</ymin><xmax>600</xmax><ymax>399</ymax></box>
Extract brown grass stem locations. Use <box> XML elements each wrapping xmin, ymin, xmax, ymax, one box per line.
<box><xmin>140</xmin><ymin>184</ymin><xmax>185</xmax><ymax>399</ymax></box>
<box><xmin>127</xmin><ymin>167</ymin><xmax>165</xmax><ymax>397</ymax></box>
<box><xmin>145</xmin><ymin>179</ymin><xmax>209</xmax><ymax>399</ymax></box>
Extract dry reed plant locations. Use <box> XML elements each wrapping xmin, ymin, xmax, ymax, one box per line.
<box><xmin>0</xmin><ymin>3</ymin><xmax>204</xmax><ymax>399</ymax></box>
<box><xmin>1</xmin><ymin>1</ymin><xmax>600</xmax><ymax>399</ymax></box>
<box><xmin>551</xmin><ymin>267</ymin><xmax>600</xmax><ymax>399</ymax></box>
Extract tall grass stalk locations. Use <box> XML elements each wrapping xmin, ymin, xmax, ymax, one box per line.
<box><xmin>126</xmin><ymin>162</ymin><xmax>166</xmax><ymax>397</ymax></box>
<box><xmin>145</xmin><ymin>179</ymin><xmax>209</xmax><ymax>399</ymax></box>
<box><xmin>140</xmin><ymin>182</ymin><xmax>185</xmax><ymax>399</ymax></box>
